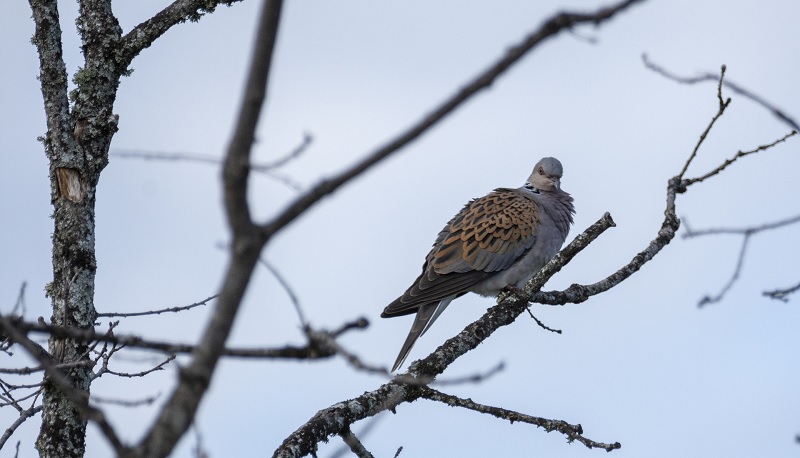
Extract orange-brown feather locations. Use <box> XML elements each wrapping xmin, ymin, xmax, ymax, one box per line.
<box><xmin>382</xmin><ymin>188</ymin><xmax>540</xmax><ymax>317</ymax></box>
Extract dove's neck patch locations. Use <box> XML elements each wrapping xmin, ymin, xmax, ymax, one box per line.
<box><xmin>524</xmin><ymin>183</ymin><xmax>540</xmax><ymax>194</ymax></box>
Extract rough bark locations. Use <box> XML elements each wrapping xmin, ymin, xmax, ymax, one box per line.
<box><xmin>29</xmin><ymin>0</ymin><xmax>112</xmax><ymax>455</ymax></box>
<box><xmin>27</xmin><ymin>0</ymin><xmax>251</xmax><ymax>454</ymax></box>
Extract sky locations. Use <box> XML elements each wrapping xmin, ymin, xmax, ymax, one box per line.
<box><xmin>1</xmin><ymin>1</ymin><xmax>799</xmax><ymax>457</ymax></box>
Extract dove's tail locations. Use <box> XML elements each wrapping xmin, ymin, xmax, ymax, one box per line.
<box><xmin>390</xmin><ymin>297</ymin><xmax>453</xmax><ymax>372</ymax></box>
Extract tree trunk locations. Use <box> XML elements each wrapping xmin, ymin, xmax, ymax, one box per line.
<box><xmin>29</xmin><ymin>0</ymin><xmax>121</xmax><ymax>456</ymax></box>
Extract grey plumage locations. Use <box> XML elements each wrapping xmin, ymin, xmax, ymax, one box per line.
<box><xmin>382</xmin><ymin>157</ymin><xmax>575</xmax><ymax>371</ymax></box>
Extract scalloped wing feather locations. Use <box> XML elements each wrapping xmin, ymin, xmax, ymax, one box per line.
<box><xmin>382</xmin><ymin>188</ymin><xmax>539</xmax><ymax>317</ymax></box>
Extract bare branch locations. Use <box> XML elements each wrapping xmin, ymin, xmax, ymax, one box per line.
<box><xmin>131</xmin><ymin>2</ymin><xmax>284</xmax><ymax>456</ymax></box>
<box><xmin>110</xmin><ymin>149</ymin><xmax>305</xmax><ymax>190</ymax></box>
<box><xmin>763</xmin><ymin>281</ymin><xmax>800</xmax><ymax>302</ymax></box>
<box><xmin>0</xmin><ymin>405</ymin><xmax>43</xmax><ymax>451</ymax></box>
<box><xmin>419</xmin><ymin>387</ymin><xmax>621</xmax><ymax>452</ymax></box>
<box><xmin>112</xmin><ymin>150</ymin><xmax>221</xmax><ymax>165</ymax></box>
<box><xmin>339</xmin><ymin>427</ymin><xmax>374</xmax><ymax>458</ymax></box>
<box><xmin>525</xmin><ymin>308</ymin><xmax>562</xmax><ymax>334</ymax></box>
<box><xmin>4</xmin><ymin>315</ymin><xmax>367</xmax><ymax>360</ymax></box>
<box><xmin>97</xmin><ymin>295</ymin><xmax>217</xmax><ymax>318</ymax></box>
<box><xmin>92</xmin><ymin>394</ymin><xmax>160</xmax><ymax>408</ymax></box>
<box><xmin>258</xmin><ymin>258</ymin><xmax>307</xmax><ymax>328</ymax></box>
<box><xmin>682</xmin><ymin>130</ymin><xmax>797</xmax><ymax>187</ymax></box>
<box><xmin>682</xmin><ymin>212</ymin><xmax>800</xmax><ymax>305</ymax></box>
<box><xmin>697</xmin><ymin>236</ymin><xmax>750</xmax><ymax>307</ymax></box>
<box><xmin>677</xmin><ymin>65</ymin><xmax>730</xmax><ymax>181</ymax></box>
<box><xmin>531</xmin><ymin>72</ymin><xmax>797</xmax><ymax>308</ymax></box>
<box><xmin>118</xmin><ymin>0</ymin><xmax>246</xmax><ymax>69</ymax></box>
<box><xmin>251</xmin><ymin>132</ymin><xmax>313</xmax><ymax>171</ymax></box>
<box><xmin>11</xmin><ymin>283</ymin><xmax>26</xmax><ymax>316</ymax></box>
<box><xmin>261</xmin><ymin>0</ymin><xmax>646</xmax><ymax>240</ymax></box>
<box><xmin>643</xmin><ymin>54</ymin><xmax>800</xmax><ymax>131</ymax></box>
<box><xmin>0</xmin><ymin>314</ymin><xmax>127</xmax><ymax>454</ymax></box>
<box><xmin>429</xmin><ymin>361</ymin><xmax>505</xmax><ymax>386</ymax></box>
<box><xmin>97</xmin><ymin>354</ymin><xmax>176</xmax><ymax>379</ymax></box>
<box><xmin>683</xmin><ymin>213</ymin><xmax>800</xmax><ymax>238</ymax></box>
<box><xmin>330</xmin><ymin>417</ymin><xmax>385</xmax><ymax>458</ymax></box>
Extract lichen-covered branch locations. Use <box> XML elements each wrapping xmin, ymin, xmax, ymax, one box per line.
<box><xmin>29</xmin><ymin>0</ymin><xmax>73</xmax><ymax>163</ymax></box>
<box><xmin>419</xmin><ymin>387</ymin><xmax>621</xmax><ymax>452</ymax></box>
<box><xmin>118</xmin><ymin>0</ymin><xmax>246</xmax><ymax>69</ymax></box>
<box><xmin>531</xmin><ymin>181</ymin><xmax>680</xmax><ymax>306</ymax></box>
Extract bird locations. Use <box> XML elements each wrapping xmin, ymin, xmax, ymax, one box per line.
<box><xmin>382</xmin><ymin>157</ymin><xmax>575</xmax><ymax>372</ymax></box>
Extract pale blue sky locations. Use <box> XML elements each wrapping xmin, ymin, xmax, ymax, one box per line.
<box><xmin>2</xmin><ymin>1</ymin><xmax>799</xmax><ymax>457</ymax></box>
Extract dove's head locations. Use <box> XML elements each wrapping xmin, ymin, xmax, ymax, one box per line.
<box><xmin>528</xmin><ymin>157</ymin><xmax>564</xmax><ymax>191</ymax></box>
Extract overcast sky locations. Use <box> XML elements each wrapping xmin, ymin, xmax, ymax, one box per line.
<box><xmin>2</xmin><ymin>1</ymin><xmax>799</xmax><ymax>457</ymax></box>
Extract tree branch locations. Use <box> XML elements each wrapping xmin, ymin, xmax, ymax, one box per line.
<box><xmin>681</xmin><ymin>130</ymin><xmax>796</xmax><ymax>187</ymax></box>
<box><xmin>96</xmin><ymin>295</ymin><xmax>217</xmax><ymax>318</ymax></box>
<box><xmin>683</xmin><ymin>212</ymin><xmax>800</xmax><ymax>306</ymax></box>
<box><xmin>117</xmin><ymin>0</ymin><xmax>246</xmax><ymax>69</ymax></box>
<box><xmin>642</xmin><ymin>54</ymin><xmax>800</xmax><ymax>132</ymax></box>
<box><xmin>28</xmin><ymin>0</ymin><xmax>74</xmax><ymax>162</ymax></box>
<box><xmin>130</xmin><ymin>2</ymin><xmax>284</xmax><ymax>456</ymax></box>
<box><xmin>0</xmin><ymin>315</ymin><xmax>126</xmax><ymax>454</ymax></box>
<box><xmin>763</xmin><ymin>281</ymin><xmax>800</xmax><ymax>302</ymax></box>
<box><xmin>0</xmin><ymin>314</ymin><xmax>369</xmax><ymax>360</ymax></box>
<box><xmin>260</xmin><ymin>0</ymin><xmax>646</xmax><ymax>240</ymax></box>
<box><xmin>419</xmin><ymin>387</ymin><xmax>621</xmax><ymax>451</ymax></box>
<box><xmin>0</xmin><ymin>405</ymin><xmax>43</xmax><ymax>451</ymax></box>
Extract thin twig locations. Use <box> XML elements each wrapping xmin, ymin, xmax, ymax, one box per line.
<box><xmin>329</xmin><ymin>416</ymin><xmax>384</xmax><ymax>458</ymax></box>
<box><xmin>4</xmin><ymin>315</ymin><xmax>367</xmax><ymax>360</ymax></box>
<box><xmin>339</xmin><ymin>427</ymin><xmax>374</xmax><ymax>458</ymax></box>
<box><xmin>763</xmin><ymin>281</ymin><xmax>800</xmax><ymax>302</ymax></box>
<box><xmin>92</xmin><ymin>393</ymin><xmax>161</xmax><ymax>408</ymax></box>
<box><xmin>12</xmin><ymin>283</ymin><xmax>26</xmax><ymax>316</ymax></box>
<box><xmin>525</xmin><ymin>308</ymin><xmax>562</xmax><ymax>333</ymax></box>
<box><xmin>97</xmin><ymin>295</ymin><xmax>217</xmax><ymax>318</ymax></box>
<box><xmin>682</xmin><ymin>130</ymin><xmax>797</xmax><ymax>187</ymax></box>
<box><xmin>682</xmin><ymin>212</ymin><xmax>800</xmax><ymax>305</ymax></box>
<box><xmin>677</xmin><ymin>65</ymin><xmax>730</xmax><ymax>182</ymax></box>
<box><xmin>419</xmin><ymin>386</ymin><xmax>621</xmax><ymax>452</ymax></box>
<box><xmin>0</xmin><ymin>405</ymin><xmax>42</xmax><ymax>451</ymax></box>
<box><xmin>100</xmin><ymin>355</ymin><xmax>176</xmax><ymax>379</ymax></box>
<box><xmin>251</xmin><ymin>132</ymin><xmax>313</xmax><ymax>171</ymax></box>
<box><xmin>698</xmin><ymin>236</ymin><xmax>749</xmax><ymax>307</ymax></box>
<box><xmin>0</xmin><ymin>315</ymin><xmax>127</xmax><ymax>453</ymax></box>
<box><xmin>111</xmin><ymin>150</ymin><xmax>303</xmax><ymax>191</ymax></box>
<box><xmin>683</xmin><ymin>213</ymin><xmax>800</xmax><ymax>238</ymax></box>
<box><xmin>642</xmin><ymin>54</ymin><xmax>800</xmax><ymax>131</ymax></box>
<box><xmin>258</xmin><ymin>258</ymin><xmax>307</xmax><ymax>328</ymax></box>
